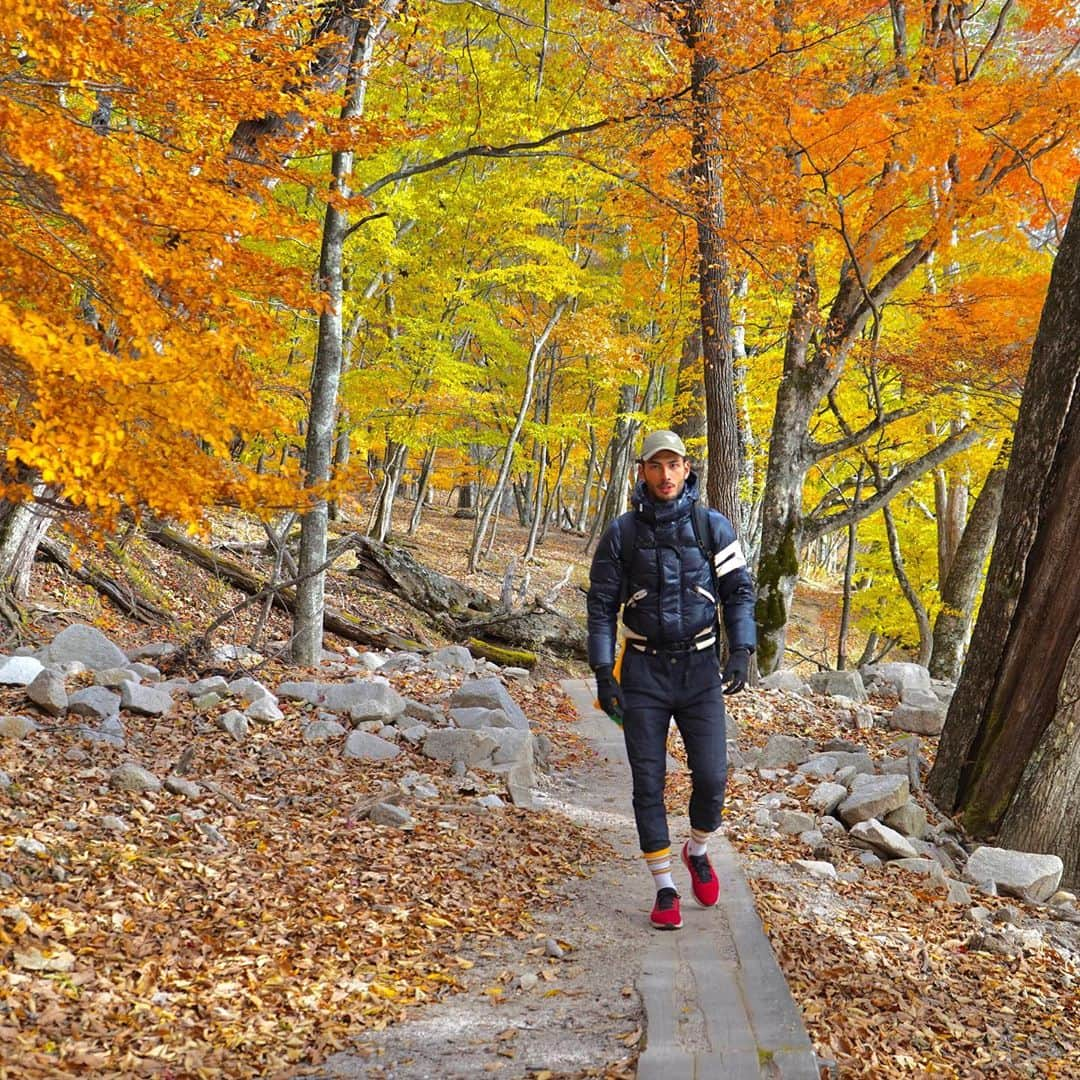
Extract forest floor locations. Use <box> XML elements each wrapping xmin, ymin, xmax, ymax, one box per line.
<box><xmin>1</xmin><ymin>499</ymin><xmax>1078</xmax><ymax>1078</ymax></box>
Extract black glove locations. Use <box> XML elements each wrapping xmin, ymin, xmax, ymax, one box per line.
<box><xmin>594</xmin><ymin>665</ymin><xmax>625</xmax><ymax>724</ymax></box>
<box><xmin>722</xmin><ymin>649</ymin><xmax>750</xmax><ymax>695</ymax></box>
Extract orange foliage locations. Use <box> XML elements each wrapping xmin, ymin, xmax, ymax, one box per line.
<box><xmin>0</xmin><ymin>1</ymin><xmax>321</xmax><ymax>528</ymax></box>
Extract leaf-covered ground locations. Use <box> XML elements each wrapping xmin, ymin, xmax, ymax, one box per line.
<box><xmin>2</xmin><ymin>505</ymin><xmax>1079</xmax><ymax>1078</ymax></box>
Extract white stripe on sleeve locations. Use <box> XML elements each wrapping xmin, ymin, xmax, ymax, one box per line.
<box><xmin>713</xmin><ymin>539</ymin><xmax>747</xmax><ymax>577</ymax></box>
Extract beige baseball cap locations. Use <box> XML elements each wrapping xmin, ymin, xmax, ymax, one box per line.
<box><xmin>639</xmin><ymin>429</ymin><xmax>688</xmax><ymax>461</ymax></box>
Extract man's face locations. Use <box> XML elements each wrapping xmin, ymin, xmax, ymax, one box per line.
<box><xmin>638</xmin><ymin>451</ymin><xmax>690</xmax><ymax>502</ymax></box>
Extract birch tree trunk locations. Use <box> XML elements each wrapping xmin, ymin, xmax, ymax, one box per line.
<box><xmin>468</xmin><ymin>303</ymin><xmax>565</xmax><ymax>573</ymax></box>
<box><xmin>293</xmin><ymin>2</ymin><xmax>399</xmax><ymax>665</ymax></box>
<box><xmin>928</xmin><ymin>454</ymin><xmax>1007</xmax><ymax>681</ymax></box>
<box><xmin>0</xmin><ymin>492</ymin><xmax>52</xmax><ymax>628</ymax></box>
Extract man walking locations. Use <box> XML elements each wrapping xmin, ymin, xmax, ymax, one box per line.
<box><xmin>586</xmin><ymin>430</ymin><xmax>756</xmax><ymax>929</ymax></box>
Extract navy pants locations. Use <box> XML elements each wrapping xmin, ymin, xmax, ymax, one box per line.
<box><xmin>619</xmin><ymin>646</ymin><xmax>728</xmax><ymax>853</ymax></box>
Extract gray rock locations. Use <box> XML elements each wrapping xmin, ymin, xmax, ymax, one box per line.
<box><xmin>402</xmin><ymin>699</ymin><xmax>444</xmax><ymax>726</ymax></box>
<box><xmin>0</xmin><ymin>715</ymin><xmax>38</xmax><ymax>740</ymax></box>
<box><xmin>164</xmin><ymin>776</ymin><xmax>202</xmax><ymax>798</ymax></box>
<box><xmin>302</xmin><ymin>719</ymin><xmax>348</xmax><ymax>743</ymax></box>
<box><xmin>94</xmin><ymin>667</ymin><xmax>140</xmax><ymax>688</ymax></box>
<box><xmin>448</xmin><ymin>678</ymin><xmax>529</xmax><ymax>731</ymax></box>
<box><xmin>216</xmin><ymin>710</ymin><xmax>249</xmax><ymax>741</ymax></box>
<box><xmin>449</xmin><ymin>706</ymin><xmax>512</xmax><ymax>730</ymax></box>
<box><xmin>276</xmin><ymin>680</ymin><xmax>321</xmax><ymax>703</ymax></box>
<box><xmin>485</xmin><ymin>728</ymin><xmax>534</xmax><ymax>767</ymax></box>
<box><xmin>837</xmin><ymin>775</ymin><xmax>910</xmax><ymax>825</ymax></box>
<box><xmin>353</xmin><ymin>651</ymin><xmax>387</xmax><ymax>671</ymax></box>
<box><xmin>127</xmin><ymin>662</ymin><xmax>162</xmax><ymax>682</ymax></box>
<box><xmin>498</xmin><ymin>761</ymin><xmax>535</xmax><ymax>808</ymax></box>
<box><xmin>796</xmin><ymin>754</ymin><xmax>840</xmax><ymax>779</ymax></box>
<box><xmin>850</xmin><ymin>819</ymin><xmax>920</xmax><ymax>859</ymax></box>
<box><xmin>228</xmin><ymin>677</ymin><xmax>274</xmax><ymax>705</ymax></box>
<box><xmin>793</xmin><ymin>860</ymin><xmax>837</xmax><ymax>880</ymax></box>
<box><xmin>189</xmin><ymin>676</ymin><xmax>229</xmax><ymax>697</ymax></box>
<box><xmin>883</xmin><ymin>801</ymin><xmax>928</xmax><ymax>839</ymax></box>
<box><xmin>100</xmin><ymin>814</ymin><xmax>129</xmax><ymax>833</ymax></box>
<box><xmin>109</xmin><ymin>763</ymin><xmax>161</xmax><ymax>792</ymax></box>
<box><xmin>885</xmin><ymin>857</ymin><xmax>944</xmax><ymax>878</ymax></box>
<box><xmin>399</xmin><ymin>723</ymin><xmax>429</xmax><ymax>745</ymax></box>
<box><xmin>120</xmin><ymin>681</ymin><xmax>174</xmax><ymax>717</ymax></box>
<box><xmin>369</xmin><ymin>802</ymin><xmax>414</xmax><ymax>828</ymax></box>
<box><xmin>37</xmin><ymin>624</ymin><xmax>128</xmax><ymax>671</ymax></box>
<box><xmin>430</xmin><ymin>645</ymin><xmax>475</xmax><ymax>672</ymax></box>
<box><xmin>862</xmin><ymin>661</ymin><xmax>931</xmax><ymax>696</ymax></box>
<box><xmin>477</xmin><ymin>794</ymin><xmax>505</xmax><ymax>809</ymax></box>
<box><xmin>899</xmin><ymin>687</ymin><xmax>943</xmax><ymax>710</ymax></box>
<box><xmin>888</xmin><ymin>702</ymin><xmax>946</xmax><ymax>736</ymax></box>
<box><xmin>758</xmin><ymin>670</ymin><xmax>809</xmax><ymax>693</ymax></box>
<box><xmin>0</xmin><ymin>655</ymin><xmax>44</xmax><ymax>686</ymax></box>
<box><xmin>379</xmin><ymin>651</ymin><xmax>426</xmax><ymax>674</ymax></box>
<box><xmin>343</xmin><ymin>730</ymin><xmax>402</xmax><ymax>761</ymax></box>
<box><xmin>26</xmin><ymin>669</ymin><xmax>68</xmax><ymax>716</ymax></box>
<box><xmin>775</xmin><ymin>810</ymin><xmax>816</xmax><ymax>835</ymax></box>
<box><xmin>197</xmin><ymin>822</ymin><xmax>228</xmax><ymax>846</ymax></box>
<box><xmin>807</xmin><ymin>669</ymin><xmax>867</xmax><ymax>702</ymax></box>
<box><xmin>758</xmin><ymin>733</ymin><xmax>816</xmax><ymax>769</ymax></box>
<box><xmin>245</xmin><ymin>696</ymin><xmax>284</xmax><ymax>723</ymax></box>
<box><xmin>209</xmin><ymin>643</ymin><xmax>264</xmax><ymax>667</ymax></box>
<box><xmin>68</xmin><ymin>686</ymin><xmax>121</xmax><ymax>721</ymax></box>
<box><xmin>947</xmin><ymin>879</ymin><xmax>972</xmax><ymax>905</ymax></box>
<box><xmin>126</xmin><ymin>642</ymin><xmax>180</xmax><ymax>661</ymax></box>
<box><xmin>422</xmin><ymin>728</ymin><xmax>499</xmax><ymax>768</ymax></box>
<box><xmin>964</xmin><ymin>846</ymin><xmax>1064</xmax><ymax>903</ymax></box>
<box><xmin>192</xmin><ymin>692</ymin><xmax>224</xmax><ymax>711</ymax></box>
<box><xmin>809</xmin><ymin>782</ymin><xmax>849</xmax><ymax>816</ymax></box>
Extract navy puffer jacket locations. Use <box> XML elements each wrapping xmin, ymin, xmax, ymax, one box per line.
<box><xmin>586</xmin><ymin>472</ymin><xmax>757</xmax><ymax>670</ymax></box>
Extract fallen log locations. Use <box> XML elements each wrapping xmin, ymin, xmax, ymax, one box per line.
<box><xmin>466</xmin><ymin>637</ymin><xmax>538</xmax><ymax>669</ymax></box>
<box><xmin>346</xmin><ymin>534</ymin><xmax>587</xmax><ymax>659</ymax></box>
<box><xmin>38</xmin><ymin>535</ymin><xmax>172</xmax><ymax>625</ymax></box>
<box><xmin>144</xmin><ymin>523</ymin><xmax>426</xmax><ymax>653</ymax></box>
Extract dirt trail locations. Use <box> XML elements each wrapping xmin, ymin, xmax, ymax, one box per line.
<box><xmin>301</xmin><ymin>706</ymin><xmax>651</xmax><ymax>1079</ymax></box>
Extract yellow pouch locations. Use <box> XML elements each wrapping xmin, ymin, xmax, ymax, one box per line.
<box><xmin>593</xmin><ymin>639</ymin><xmax>627</xmax><ymax>711</ymax></box>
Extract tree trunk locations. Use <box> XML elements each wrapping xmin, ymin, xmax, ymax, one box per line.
<box><xmin>293</xmin><ymin>4</ymin><xmax>398</xmax><ymax>664</ymax></box>
<box><xmin>469</xmin><ymin>303</ymin><xmax>564</xmax><ymax>572</ymax></box>
<box><xmin>587</xmin><ymin>386</ymin><xmax>639</xmax><ymax>549</ymax></box>
<box><xmin>678</xmin><ymin>1</ymin><xmax>741</xmax><ymax>523</ymax></box>
<box><xmin>933</xmin><ymin>421</ymin><xmax>969</xmax><ymax>589</ymax></box>
<box><xmin>368</xmin><ymin>438</ymin><xmax>408</xmax><ymax>543</ymax></box>
<box><xmin>927</xmin><ymin>181</ymin><xmax>1080</xmax><ymax>834</ymax></box>
<box><xmin>881</xmin><ymin>502</ymin><xmax>932</xmax><ymax>666</ymax></box>
<box><xmin>928</xmin><ymin>453</ymin><xmax>1007</xmax><ymax>681</ymax></box>
<box><xmin>408</xmin><ymin>443</ymin><xmax>436</xmax><ymax>536</ymax></box>
<box><xmin>0</xmin><ymin>495</ymin><xmax>51</xmax><ymax>601</ymax></box>
<box><xmin>997</xmin><ymin>632</ymin><xmax>1080</xmax><ymax>888</ymax></box>
<box><xmin>836</xmin><ymin>467</ymin><xmax>864</xmax><ymax>670</ymax></box>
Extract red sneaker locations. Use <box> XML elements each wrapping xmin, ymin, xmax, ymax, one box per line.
<box><xmin>650</xmin><ymin>887</ymin><xmax>682</xmax><ymax>930</ymax></box>
<box><xmin>682</xmin><ymin>842</ymin><xmax>720</xmax><ymax>907</ymax></box>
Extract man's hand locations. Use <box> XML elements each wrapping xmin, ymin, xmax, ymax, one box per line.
<box><xmin>594</xmin><ymin>665</ymin><xmax>625</xmax><ymax>724</ymax></box>
<box><xmin>722</xmin><ymin>649</ymin><xmax>750</xmax><ymax>695</ymax></box>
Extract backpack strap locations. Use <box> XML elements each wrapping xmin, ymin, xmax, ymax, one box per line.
<box><xmin>690</xmin><ymin>503</ymin><xmax>719</xmax><ymax>597</ymax></box>
<box><xmin>616</xmin><ymin>511</ymin><xmax>637</xmax><ymax>605</ymax></box>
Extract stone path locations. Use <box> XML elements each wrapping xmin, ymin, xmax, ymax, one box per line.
<box><xmin>560</xmin><ymin>679</ymin><xmax>821</xmax><ymax>1079</ymax></box>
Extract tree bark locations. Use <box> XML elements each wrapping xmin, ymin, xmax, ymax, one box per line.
<box><xmin>677</xmin><ymin>2</ymin><xmax>741</xmax><ymax>523</ymax></box>
<box><xmin>998</xmin><ymin>632</ymin><xmax>1080</xmax><ymax>888</ymax></box>
<box><xmin>927</xmin><ymin>181</ymin><xmax>1080</xmax><ymax>831</ymax></box>
<box><xmin>147</xmin><ymin>524</ymin><xmax>424</xmax><ymax>652</ymax></box>
<box><xmin>293</xmin><ymin>3</ymin><xmax>399</xmax><ymax>664</ymax></box>
<box><xmin>469</xmin><ymin>303</ymin><xmax>565</xmax><ymax>572</ymax></box>
<box><xmin>928</xmin><ymin>454</ymin><xmax>1007</xmax><ymax>681</ymax></box>
<box><xmin>0</xmin><ymin>494</ymin><xmax>52</xmax><ymax>609</ymax></box>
